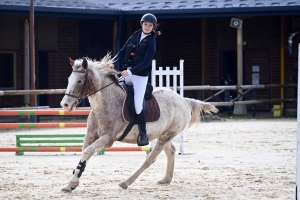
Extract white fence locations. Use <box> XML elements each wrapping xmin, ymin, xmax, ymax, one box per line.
<box><xmin>151</xmin><ymin>59</ymin><xmax>185</xmax><ymax>154</ymax></box>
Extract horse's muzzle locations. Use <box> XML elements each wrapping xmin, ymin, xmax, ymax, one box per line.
<box><xmin>60</xmin><ymin>95</ymin><xmax>77</xmax><ymax>111</ymax></box>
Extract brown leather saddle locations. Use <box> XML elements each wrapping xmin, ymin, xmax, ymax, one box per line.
<box><xmin>121</xmin><ymin>84</ymin><xmax>160</xmax><ymax>123</ymax></box>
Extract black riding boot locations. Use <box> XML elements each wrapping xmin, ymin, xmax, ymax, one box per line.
<box><xmin>136</xmin><ymin>110</ymin><xmax>149</xmax><ymax>146</ymax></box>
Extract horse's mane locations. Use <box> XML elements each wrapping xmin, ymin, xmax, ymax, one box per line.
<box><xmin>94</xmin><ymin>53</ymin><xmax>119</xmax><ymax>83</ymax></box>
<box><xmin>94</xmin><ymin>53</ymin><xmax>118</xmax><ymax>76</ymax></box>
<box><xmin>73</xmin><ymin>53</ymin><xmax>119</xmax><ymax>83</ymax></box>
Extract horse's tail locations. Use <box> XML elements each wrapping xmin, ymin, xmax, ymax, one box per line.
<box><xmin>185</xmin><ymin>98</ymin><xmax>218</xmax><ymax>127</ymax></box>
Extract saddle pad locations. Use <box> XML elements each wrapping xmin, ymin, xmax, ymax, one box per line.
<box><xmin>122</xmin><ymin>87</ymin><xmax>160</xmax><ymax>123</ymax></box>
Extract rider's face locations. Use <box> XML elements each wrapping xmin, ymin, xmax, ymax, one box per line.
<box><xmin>142</xmin><ymin>22</ymin><xmax>154</xmax><ymax>34</ymax></box>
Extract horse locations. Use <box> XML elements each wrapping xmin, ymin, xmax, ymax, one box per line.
<box><xmin>60</xmin><ymin>54</ymin><xmax>218</xmax><ymax>192</ymax></box>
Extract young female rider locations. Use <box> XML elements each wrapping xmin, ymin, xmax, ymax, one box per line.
<box><xmin>110</xmin><ymin>13</ymin><xmax>160</xmax><ymax>146</ymax></box>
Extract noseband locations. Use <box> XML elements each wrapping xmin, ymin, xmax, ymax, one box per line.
<box><xmin>65</xmin><ymin>70</ymin><xmax>89</xmax><ymax>105</ymax></box>
<box><xmin>65</xmin><ymin>69</ymin><xmax>115</xmax><ymax>105</ymax></box>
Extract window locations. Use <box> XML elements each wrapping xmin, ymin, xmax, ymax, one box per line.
<box><xmin>0</xmin><ymin>52</ymin><xmax>16</xmax><ymax>89</ymax></box>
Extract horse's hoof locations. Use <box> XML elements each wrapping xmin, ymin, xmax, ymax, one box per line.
<box><xmin>157</xmin><ymin>179</ymin><xmax>171</xmax><ymax>185</ymax></box>
<box><xmin>118</xmin><ymin>182</ymin><xmax>128</xmax><ymax>189</ymax></box>
<box><xmin>61</xmin><ymin>181</ymin><xmax>79</xmax><ymax>193</ymax></box>
<box><xmin>61</xmin><ymin>185</ymin><xmax>72</xmax><ymax>193</ymax></box>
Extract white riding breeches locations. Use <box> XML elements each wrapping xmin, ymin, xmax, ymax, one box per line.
<box><xmin>120</xmin><ymin>75</ymin><xmax>148</xmax><ymax>114</ymax></box>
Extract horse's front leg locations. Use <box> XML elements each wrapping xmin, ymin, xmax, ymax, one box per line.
<box><xmin>61</xmin><ymin>134</ymin><xmax>110</xmax><ymax>192</ymax></box>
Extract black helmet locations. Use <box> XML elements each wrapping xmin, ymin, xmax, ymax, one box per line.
<box><xmin>140</xmin><ymin>13</ymin><xmax>157</xmax><ymax>25</ymax></box>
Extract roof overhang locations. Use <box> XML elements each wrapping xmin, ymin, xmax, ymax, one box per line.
<box><xmin>0</xmin><ymin>4</ymin><xmax>299</xmax><ymax>19</ymax></box>
<box><xmin>0</xmin><ymin>5</ymin><xmax>121</xmax><ymax>19</ymax></box>
<box><xmin>121</xmin><ymin>6</ymin><xmax>300</xmax><ymax>19</ymax></box>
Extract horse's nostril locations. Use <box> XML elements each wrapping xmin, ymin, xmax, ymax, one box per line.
<box><xmin>64</xmin><ymin>103</ymin><xmax>69</xmax><ymax>107</ymax></box>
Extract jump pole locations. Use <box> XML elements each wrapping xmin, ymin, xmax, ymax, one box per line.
<box><xmin>0</xmin><ymin>110</ymin><xmax>90</xmax><ymax>116</ymax></box>
<box><xmin>297</xmin><ymin>43</ymin><xmax>300</xmax><ymax>199</ymax></box>
<box><xmin>0</xmin><ymin>146</ymin><xmax>151</xmax><ymax>153</ymax></box>
<box><xmin>0</xmin><ymin>123</ymin><xmax>87</xmax><ymax>128</ymax></box>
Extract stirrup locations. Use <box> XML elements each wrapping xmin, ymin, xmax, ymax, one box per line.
<box><xmin>137</xmin><ymin>133</ymin><xmax>149</xmax><ymax>146</ymax></box>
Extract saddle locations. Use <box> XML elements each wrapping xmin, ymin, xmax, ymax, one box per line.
<box><xmin>122</xmin><ymin>83</ymin><xmax>160</xmax><ymax>123</ymax></box>
<box><xmin>117</xmin><ymin>83</ymin><xmax>160</xmax><ymax>142</ymax></box>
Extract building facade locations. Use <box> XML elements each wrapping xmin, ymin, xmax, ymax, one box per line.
<box><xmin>0</xmin><ymin>0</ymin><xmax>299</xmax><ymax>111</ymax></box>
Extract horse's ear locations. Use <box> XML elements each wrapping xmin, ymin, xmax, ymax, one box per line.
<box><xmin>68</xmin><ymin>57</ymin><xmax>74</xmax><ymax>67</ymax></box>
<box><xmin>82</xmin><ymin>58</ymin><xmax>88</xmax><ymax>69</ymax></box>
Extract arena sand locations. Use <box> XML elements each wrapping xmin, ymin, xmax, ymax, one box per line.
<box><xmin>0</xmin><ymin>118</ymin><xmax>296</xmax><ymax>199</ymax></box>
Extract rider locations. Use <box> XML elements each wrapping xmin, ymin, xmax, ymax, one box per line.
<box><xmin>110</xmin><ymin>13</ymin><xmax>160</xmax><ymax>146</ymax></box>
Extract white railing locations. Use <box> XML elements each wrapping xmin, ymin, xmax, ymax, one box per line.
<box><xmin>151</xmin><ymin>59</ymin><xmax>185</xmax><ymax>154</ymax></box>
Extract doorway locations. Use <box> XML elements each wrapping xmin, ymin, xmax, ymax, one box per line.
<box><xmin>38</xmin><ymin>51</ymin><xmax>49</xmax><ymax>106</ymax></box>
<box><xmin>220</xmin><ymin>50</ymin><xmax>237</xmax><ymax>85</ymax></box>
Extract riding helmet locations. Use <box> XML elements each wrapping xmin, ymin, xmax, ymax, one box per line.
<box><xmin>140</xmin><ymin>13</ymin><xmax>157</xmax><ymax>25</ymax></box>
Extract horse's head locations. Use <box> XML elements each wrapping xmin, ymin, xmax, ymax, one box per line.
<box><xmin>60</xmin><ymin>54</ymin><xmax>118</xmax><ymax>111</ymax></box>
<box><xmin>60</xmin><ymin>57</ymin><xmax>91</xmax><ymax>111</ymax></box>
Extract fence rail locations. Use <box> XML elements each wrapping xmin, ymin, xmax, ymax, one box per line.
<box><xmin>210</xmin><ymin>98</ymin><xmax>296</xmax><ymax>106</ymax></box>
<box><xmin>0</xmin><ymin>89</ymin><xmax>66</xmax><ymax>96</ymax></box>
<box><xmin>0</xmin><ymin>84</ymin><xmax>296</xmax><ymax>96</ymax></box>
<box><xmin>181</xmin><ymin>83</ymin><xmax>297</xmax><ymax>91</ymax></box>
<box><xmin>0</xmin><ymin>84</ymin><xmax>296</xmax><ymax>107</ymax></box>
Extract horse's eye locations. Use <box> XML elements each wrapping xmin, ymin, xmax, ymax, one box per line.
<box><xmin>77</xmin><ymin>80</ymin><xmax>82</xmax><ymax>84</ymax></box>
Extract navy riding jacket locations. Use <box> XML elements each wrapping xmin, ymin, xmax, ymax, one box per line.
<box><xmin>113</xmin><ymin>30</ymin><xmax>156</xmax><ymax>77</ymax></box>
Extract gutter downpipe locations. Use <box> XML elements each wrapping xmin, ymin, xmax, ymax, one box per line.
<box><xmin>30</xmin><ymin>0</ymin><xmax>37</xmax><ymax>122</ymax></box>
<box><xmin>280</xmin><ymin>16</ymin><xmax>285</xmax><ymax>115</ymax></box>
<box><xmin>24</xmin><ymin>20</ymin><xmax>30</xmax><ymax>105</ymax></box>
<box><xmin>113</xmin><ymin>21</ymin><xmax>117</xmax><ymax>56</ymax></box>
<box><xmin>115</xmin><ymin>14</ymin><xmax>123</xmax><ymax>71</ymax></box>
<box><xmin>201</xmin><ymin>18</ymin><xmax>207</xmax><ymax>100</ymax></box>
<box><xmin>30</xmin><ymin>0</ymin><xmax>36</xmax><ymax>107</ymax></box>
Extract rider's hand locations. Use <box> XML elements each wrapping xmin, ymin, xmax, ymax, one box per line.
<box><xmin>121</xmin><ymin>70</ymin><xmax>129</xmax><ymax>77</ymax></box>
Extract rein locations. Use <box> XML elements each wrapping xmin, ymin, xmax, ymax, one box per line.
<box><xmin>65</xmin><ymin>69</ymin><xmax>116</xmax><ymax>104</ymax></box>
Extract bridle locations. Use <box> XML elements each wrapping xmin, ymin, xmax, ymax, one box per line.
<box><xmin>65</xmin><ymin>69</ymin><xmax>116</xmax><ymax>105</ymax></box>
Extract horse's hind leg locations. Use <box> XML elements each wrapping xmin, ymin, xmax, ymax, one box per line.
<box><xmin>119</xmin><ymin>138</ymin><xmax>167</xmax><ymax>189</ymax></box>
<box><xmin>157</xmin><ymin>141</ymin><xmax>176</xmax><ymax>184</ymax></box>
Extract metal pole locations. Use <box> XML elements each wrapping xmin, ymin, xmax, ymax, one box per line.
<box><xmin>296</xmin><ymin>43</ymin><xmax>300</xmax><ymax>199</ymax></box>
<box><xmin>30</xmin><ymin>0</ymin><xmax>37</xmax><ymax>122</ymax></box>
<box><xmin>113</xmin><ymin>21</ymin><xmax>117</xmax><ymax>56</ymax></box>
<box><xmin>24</xmin><ymin>20</ymin><xmax>30</xmax><ymax>105</ymax></box>
<box><xmin>280</xmin><ymin>16</ymin><xmax>286</xmax><ymax>115</ymax></box>
<box><xmin>201</xmin><ymin>18</ymin><xmax>207</xmax><ymax>98</ymax></box>
<box><xmin>252</xmin><ymin>90</ymin><xmax>256</xmax><ymax>117</ymax></box>
<box><xmin>237</xmin><ymin>27</ymin><xmax>243</xmax><ymax>100</ymax></box>
<box><xmin>116</xmin><ymin>15</ymin><xmax>123</xmax><ymax>71</ymax></box>
<box><xmin>30</xmin><ymin>0</ymin><xmax>36</xmax><ymax>106</ymax></box>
